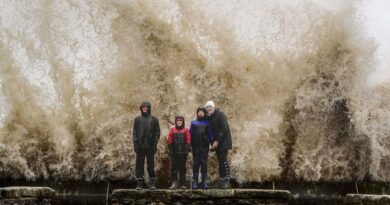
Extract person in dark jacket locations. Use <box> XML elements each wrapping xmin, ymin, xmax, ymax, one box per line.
<box><xmin>189</xmin><ymin>107</ymin><xmax>214</xmax><ymax>190</ymax></box>
<box><xmin>168</xmin><ymin>115</ymin><xmax>191</xmax><ymax>189</ymax></box>
<box><xmin>205</xmin><ymin>100</ymin><xmax>232</xmax><ymax>189</ymax></box>
<box><xmin>133</xmin><ymin>101</ymin><xmax>161</xmax><ymax>190</ymax></box>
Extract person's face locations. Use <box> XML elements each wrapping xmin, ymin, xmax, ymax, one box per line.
<box><xmin>206</xmin><ymin>106</ymin><xmax>214</xmax><ymax>114</ymax></box>
<box><xmin>141</xmin><ymin>106</ymin><xmax>148</xmax><ymax>113</ymax></box>
<box><xmin>176</xmin><ymin>119</ymin><xmax>183</xmax><ymax>126</ymax></box>
<box><xmin>197</xmin><ymin>110</ymin><xmax>205</xmax><ymax>118</ymax></box>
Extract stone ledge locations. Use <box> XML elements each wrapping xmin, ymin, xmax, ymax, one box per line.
<box><xmin>112</xmin><ymin>189</ymin><xmax>291</xmax><ymax>205</ymax></box>
<box><xmin>0</xmin><ymin>187</ymin><xmax>56</xmax><ymax>199</ymax></box>
<box><xmin>345</xmin><ymin>194</ymin><xmax>390</xmax><ymax>205</ymax></box>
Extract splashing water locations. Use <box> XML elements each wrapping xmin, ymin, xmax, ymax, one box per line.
<box><xmin>0</xmin><ymin>0</ymin><xmax>388</xmax><ymax>183</ymax></box>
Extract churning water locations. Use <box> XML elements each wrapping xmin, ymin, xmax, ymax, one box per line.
<box><xmin>0</xmin><ymin>0</ymin><xmax>389</xmax><ymax>183</ymax></box>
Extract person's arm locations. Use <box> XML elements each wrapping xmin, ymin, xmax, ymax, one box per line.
<box><xmin>215</xmin><ymin>112</ymin><xmax>228</xmax><ymax>143</ymax></box>
<box><xmin>185</xmin><ymin>128</ymin><xmax>191</xmax><ymax>144</ymax></box>
<box><xmin>153</xmin><ymin>117</ymin><xmax>161</xmax><ymax>148</ymax></box>
<box><xmin>168</xmin><ymin>128</ymin><xmax>174</xmax><ymax>155</ymax></box>
<box><xmin>206</xmin><ymin>121</ymin><xmax>214</xmax><ymax>144</ymax></box>
<box><xmin>168</xmin><ymin>128</ymin><xmax>174</xmax><ymax>145</ymax></box>
<box><xmin>189</xmin><ymin>122</ymin><xmax>195</xmax><ymax>145</ymax></box>
<box><xmin>189</xmin><ymin>122</ymin><xmax>193</xmax><ymax>137</ymax></box>
<box><xmin>185</xmin><ymin>128</ymin><xmax>191</xmax><ymax>154</ymax></box>
<box><xmin>132</xmin><ymin>118</ymin><xmax>139</xmax><ymax>153</ymax></box>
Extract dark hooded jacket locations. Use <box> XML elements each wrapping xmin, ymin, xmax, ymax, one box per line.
<box><xmin>133</xmin><ymin>101</ymin><xmax>161</xmax><ymax>152</ymax></box>
<box><xmin>190</xmin><ymin>107</ymin><xmax>213</xmax><ymax>149</ymax></box>
<box><xmin>207</xmin><ymin>108</ymin><xmax>232</xmax><ymax>151</ymax></box>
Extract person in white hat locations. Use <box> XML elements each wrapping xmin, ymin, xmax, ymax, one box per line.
<box><xmin>205</xmin><ymin>100</ymin><xmax>232</xmax><ymax>189</ymax></box>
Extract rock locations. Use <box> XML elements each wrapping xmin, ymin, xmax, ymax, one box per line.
<box><xmin>112</xmin><ymin>189</ymin><xmax>291</xmax><ymax>205</ymax></box>
<box><xmin>0</xmin><ymin>187</ymin><xmax>56</xmax><ymax>205</ymax></box>
<box><xmin>0</xmin><ymin>187</ymin><xmax>55</xmax><ymax>199</ymax></box>
<box><xmin>345</xmin><ymin>194</ymin><xmax>390</xmax><ymax>205</ymax></box>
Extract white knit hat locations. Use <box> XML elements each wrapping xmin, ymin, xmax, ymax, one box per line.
<box><xmin>205</xmin><ymin>100</ymin><xmax>215</xmax><ymax>108</ymax></box>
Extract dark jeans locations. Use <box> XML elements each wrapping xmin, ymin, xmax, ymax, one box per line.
<box><xmin>170</xmin><ymin>154</ymin><xmax>188</xmax><ymax>185</ymax></box>
<box><xmin>216</xmin><ymin>149</ymin><xmax>230</xmax><ymax>178</ymax></box>
<box><xmin>192</xmin><ymin>147</ymin><xmax>209</xmax><ymax>182</ymax></box>
<box><xmin>135</xmin><ymin>148</ymin><xmax>155</xmax><ymax>179</ymax></box>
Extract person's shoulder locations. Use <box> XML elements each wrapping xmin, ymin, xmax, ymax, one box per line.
<box><xmin>191</xmin><ymin>120</ymin><xmax>200</xmax><ymax>125</ymax></box>
<box><xmin>215</xmin><ymin>109</ymin><xmax>225</xmax><ymax>117</ymax></box>
<box><xmin>151</xmin><ymin>115</ymin><xmax>159</xmax><ymax>121</ymax></box>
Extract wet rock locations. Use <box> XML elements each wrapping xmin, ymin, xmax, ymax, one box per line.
<box><xmin>112</xmin><ymin>189</ymin><xmax>291</xmax><ymax>205</ymax></box>
<box><xmin>345</xmin><ymin>194</ymin><xmax>390</xmax><ymax>205</ymax></box>
<box><xmin>0</xmin><ymin>187</ymin><xmax>55</xmax><ymax>205</ymax></box>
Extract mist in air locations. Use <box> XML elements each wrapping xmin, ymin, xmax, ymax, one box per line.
<box><xmin>0</xmin><ymin>0</ymin><xmax>389</xmax><ymax>183</ymax></box>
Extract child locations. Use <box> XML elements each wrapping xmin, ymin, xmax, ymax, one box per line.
<box><xmin>189</xmin><ymin>107</ymin><xmax>213</xmax><ymax>189</ymax></box>
<box><xmin>168</xmin><ymin>115</ymin><xmax>191</xmax><ymax>189</ymax></box>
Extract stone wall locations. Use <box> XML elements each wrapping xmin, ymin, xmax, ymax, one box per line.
<box><xmin>0</xmin><ymin>187</ymin><xmax>56</xmax><ymax>205</ymax></box>
<box><xmin>345</xmin><ymin>194</ymin><xmax>390</xmax><ymax>205</ymax></box>
<box><xmin>112</xmin><ymin>189</ymin><xmax>291</xmax><ymax>205</ymax></box>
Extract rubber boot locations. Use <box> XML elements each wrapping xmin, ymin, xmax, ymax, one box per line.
<box><xmin>180</xmin><ymin>171</ymin><xmax>187</xmax><ymax>189</ymax></box>
<box><xmin>192</xmin><ymin>173</ymin><xmax>199</xmax><ymax>190</ymax></box>
<box><xmin>192</xmin><ymin>181</ymin><xmax>198</xmax><ymax>190</ymax></box>
<box><xmin>201</xmin><ymin>176</ymin><xmax>208</xmax><ymax>190</ymax></box>
<box><xmin>136</xmin><ymin>178</ymin><xmax>144</xmax><ymax>190</ymax></box>
<box><xmin>219</xmin><ymin>177</ymin><xmax>230</xmax><ymax>189</ymax></box>
<box><xmin>201</xmin><ymin>181</ymin><xmax>208</xmax><ymax>190</ymax></box>
<box><xmin>180</xmin><ymin>179</ymin><xmax>187</xmax><ymax>189</ymax></box>
<box><xmin>147</xmin><ymin>178</ymin><xmax>156</xmax><ymax>190</ymax></box>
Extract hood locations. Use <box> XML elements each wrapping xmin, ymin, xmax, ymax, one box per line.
<box><xmin>175</xmin><ymin>115</ymin><xmax>185</xmax><ymax>130</ymax></box>
<box><xmin>140</xmin><ymin>101</ymin><xmax>152</xmax><ymax>117</ymax></box>
<box><xmin>196</xmin><ymin>107</ymin><xmax>207</xmax><ymax>121</ymax></box>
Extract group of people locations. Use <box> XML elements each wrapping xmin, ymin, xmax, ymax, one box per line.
<box><xmin>132</xmin><ymin>100</ymin><xmax>232</xmax><ymax>190</ymax></box>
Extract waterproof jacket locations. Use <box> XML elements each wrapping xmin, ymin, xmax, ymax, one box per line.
<box><xmin>207</xmin><ymin>108</ymin><xmax>232</xmax><ymax>151</ymax></box>
<box><xmin>133</xmin><ymin>101</ymin><xmax>161</xmax><ymax>150</ymax></box>
<box><xmin>190</xmin><ymin>107</ymin><xmax>213</xmax><ymax>149</ymax></box>
<box><xmin>168</xmin><ymin>116</ymin><xmax>191</xmax><ymax>154</ymax></box>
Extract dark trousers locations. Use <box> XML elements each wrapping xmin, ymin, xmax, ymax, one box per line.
<box><xmin>216</xmin><ymin>149</ymin><xmax>230</xmax><ymax>178</ymax></box>
<box><xmin>170</xmin><ymin>154</ymin><xmax>187</xmax><ymax>185</ymax></box>
<box><xmin>135</xmin><ymin>148</ymin><xmax>155</xmax><ymax>179</ymax></box>
<box><xmin>192</xmin><ymin>148</ymin><xmax>209</xmax><ymax>182</ymax></box>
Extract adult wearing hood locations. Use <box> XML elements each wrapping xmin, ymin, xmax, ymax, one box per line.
<box><xmin>205</xmin><ymin>100</ymin><xmax>232</xmax><ymax>189</ymax></box>
<box><xmin>133</xmin><ymin>101</ymin><xmax>161</xmax><ymax>190</ymax></box>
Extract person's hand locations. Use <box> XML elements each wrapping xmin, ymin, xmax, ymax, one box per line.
<box><xmin>210</xmin><ymin>141</ymin><xmax>218</xmax><ymax>152</ymax></box>
<box><xmin>134</xmin><ymin>147</ymin><xmax>140</xmax><ymax>154</ymax></box>
<box><xmin>212</xmin><ymin>141</ymin><xmax>219</xmax><ymax>150</ymax></box>
<box><xmin>184</xmin><ymin>144</ymin><xmax>191</xmax><ymax>155</ymax></box>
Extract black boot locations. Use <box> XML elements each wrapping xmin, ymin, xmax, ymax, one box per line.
<box><xmin>219</xmin><ymin>177</ymin><xmax>230</xmax><ymax>189</ymax></box>
<box><xmin>180</xmin><ymin>174</ymin><xmax>187</xmax><ymax>189</ymax></box>
<box><xmin>136</xmin><ymin>178</ymin><xmax>144</xmax><ymax>190</ymax></box>
<box><xmin>147</xmin><ymin>178</ymin><xmax>156</xmax><ymax>190</ymax></box>
<box><xmin>219</xmin><ymin>161</ymin><xmax>231</xmax><ymax>189</ymax></box>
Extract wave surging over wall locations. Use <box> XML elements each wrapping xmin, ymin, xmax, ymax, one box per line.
<box><xmin>0</xmin><ymin>0</ymin><xmax>388</xmax><ymax>183</ymax></box>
